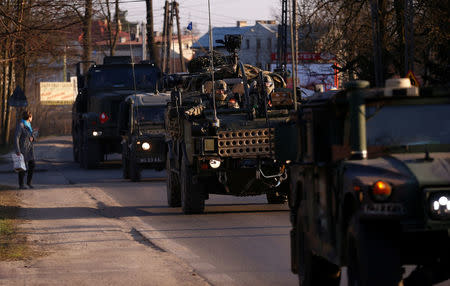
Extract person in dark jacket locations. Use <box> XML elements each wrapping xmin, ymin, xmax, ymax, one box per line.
<box><xmin>14</xmin><ymin>110</ymin><xmax>36</xmax><ymax>189</ymax></box>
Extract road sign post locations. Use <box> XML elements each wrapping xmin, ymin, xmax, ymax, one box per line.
<box><xmin>406</xmin><ymin>70</ymin><xmax>419</xmax><ymax>87</ymax></box>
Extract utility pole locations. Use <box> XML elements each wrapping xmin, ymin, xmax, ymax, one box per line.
<box><xmin>404</xmin><ymin>0</ymin><xmax>414</xmax><ymax>74</ymax></box>
<box><xmin>370</xmin><ymin>0</ymin><xmax>383</xmax><ymax>87</ymax></box>
<box><xmin>82</xmin><ymin>0</ymin><xmax>93</xmax><ymax>72</ymax></box>
<box><xmin>145</xmin><ymin>0</ymin><xmax>158</xmax><ymax>65</ymax></box>
<box><xmin>278</xmin><ymin>0</ymin><xmax>288</xmax><ymax>69</ymax></box>
<box><xmin>174</xmin><ymin>2</ymin><xmax>186</xmax><ymax>72</ymax></box>
<box><xmin>161</xmin><ymin>1</ymin><xmax>186</xmax><ymax>73</ymax></box>
<box><xmin>291</xmin><ymin>0</ymin><xmax>298</xmax><ymax>109</ymax></box>
<box><xmin>166</xmin><ymin>4</ymin><xmax>173</xmax><ymax>73</ymax></box>
<box><xmin>161</xmin><ymin>0</ymin><xmax>170</xmax><ymax>72</ymax></box>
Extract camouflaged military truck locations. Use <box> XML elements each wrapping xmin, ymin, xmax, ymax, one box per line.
<box><xmin>119</xmin><ymin>93</ymin><xmax>171</xmax><ymax>181</ymax></box>
<box><xmin>72</xmin><ymin>56</ymin><xmax>161</xmax><ymax>168</ymax></box>
<box><xmin>277</xmin><ymin>79</ymin><xmax>450</xmax><ymax>286</ymax></box>
<box><xmin>165</xmin><ymin>36</ymin><xmax>295</xmax><ymax>214</ymax></box>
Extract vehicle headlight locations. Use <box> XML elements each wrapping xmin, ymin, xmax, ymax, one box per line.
<box><xmin>371</xmin><ymin>180</ymin><xmax>392</xmax><ymax>201</ymax></box>
<box><xmin>209</xmin><ymin>159</ymin><xmax>221</xmax><ymax>169</ymax></box>
<box><xmin>429</xmin><ymin>193</ymin><xmax>450</xmax><ymax>219</ymax></box>
<box><xmin>92</xmin><ymin>131</ymin><xmax>102</xmax><ymax>136</ymax></box>
<box><xmin>142</xmin><ymin>142</ymin><xmax>151</xmax><ymax>151</ymax></box>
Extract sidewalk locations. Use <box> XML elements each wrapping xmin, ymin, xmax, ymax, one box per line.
<box><xmin>0</xmin><ymin>138</ymin><xmax>209</xmax><ymax>286</ymax></box>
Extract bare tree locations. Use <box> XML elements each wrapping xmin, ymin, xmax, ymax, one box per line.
<box><xmin>295</xmin><ymin>0</ymin><xmax>449</xmax><ymax>85</ymax></box>
<box><xmin>98</xmin><ymin>0</ymin><xmax>120</xmax><ymax>56</ymax></box>
<box><xmin>146</xmin><ymin>0</ymin><xmax>158</xmax><ymax>65</ymax></box>
<box><xmin>0</xmin><ymin>0</ymin><xmax>83</xmax><ymax>144</ymax></box>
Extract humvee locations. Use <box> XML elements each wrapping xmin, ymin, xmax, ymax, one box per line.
<box><xmin>278</xmin><ymin>80</ymin><xmax>450</xmax><ymax>285</ymax></box>
<box><xmin>72</xmin><ymin>56</ymin><xmax>161</xmax><ymax>168</ymax></box>
<box><xmin>119</xmin><ymin>93</ymin><xmax>171</xmax><ymax>181</ymax></box>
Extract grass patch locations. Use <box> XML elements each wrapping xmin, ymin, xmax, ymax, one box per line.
<box><xmin>0</xmin><ymin>185</ymin><xmax>36</xmax><ymax>260</ymax></box>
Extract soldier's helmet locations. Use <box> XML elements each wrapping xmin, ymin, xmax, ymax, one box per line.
<box><xmin>215</xmin><ymin>80</ymin><xmax>228</xmax><ymax>101</ymax></box>
<box><xmin>263</xmin><ymin>75</ymin><xmax>274</xmax><ymax>94</ymax></box>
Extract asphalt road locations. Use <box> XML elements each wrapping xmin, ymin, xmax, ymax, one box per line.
<box><xmin>35</xmin><ymin>136</ymin><xmax>298</xmax><ymax>286</ymax></box>
<box><xmin>26</xmin><ymin>136</ymin><xmax>449</xmax><ymax>286</ymax></box>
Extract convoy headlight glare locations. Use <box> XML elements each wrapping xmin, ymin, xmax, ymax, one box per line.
<box><xmin>92</xmin><ymin>131</ymin><xmax>102</xmax><ymax>136</ymax></box>
<box><xmin>433</xmin><ymin>201</ymin><xmax>440</xmax><ymax>211</ymax></box>
<box><xmin>209</xmin><ymin>159</ymin><xmax>221</xmax><ymax>169</ymax></box>
<box><xmin>438</xmin><ymin>196</ymin><xmax>448</xmax><ymax>206</ymax></box>
<box><xmin>429</xmin><ymin>193</ymin><xmax>450</xmax><ymax>219</ymax></box>
<box><xmin>142</xmin><ymin>142</ymin><xmax>151</xmax><ymax>151</ymax></box>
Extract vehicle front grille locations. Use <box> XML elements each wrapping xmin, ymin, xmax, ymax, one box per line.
<box><xmin>218</xmin><ymin>128</ymin><xmax>274</xmax><ymax>157</ymax></box>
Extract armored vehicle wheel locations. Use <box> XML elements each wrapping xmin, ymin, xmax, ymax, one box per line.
<box><xmin>346</xmin><ymin>217</ymin><xmax>401</xmax><ymax>286</ymax></box>
<box><xmin>180</xmin><ymin>156</ymin><xmax>205</xmax><ymax>214</ymax></box>
<box><xmin>267</xmin><ymin>180</ymin><xmax>288</xmax><ymax>204</ymax></box>
<box><xmin>73</xmin><ymin>145</ymin><xmax>79</xmax><ymax>163</ymax></box>
<box><xmin>266</xmin><ymin>192</ymin><xmax>287</xmax><ymax>204</ymax></box>
<box><xmin>80</xmin><ymin>138</ymin><xmax>100</xmax><ymax>169</ymax></box>
<box><xmin>166</xmin><ymin>150</ymin><xmax>181</xmax><ymax>207</ymax></box>
<box><xmin>122</xmin><ymin>156</ymin><xmax>130</xmax><ymax>179</ymax></box>
<box><xmin>297</xmin><ymin>209</ymin><xmax>341</xmax><ymax>286</ymax></box>
<box><xmin>73</xmin><ymin>140</ymin><xmax>80</xmax><ymax>163</ymax></box>
<box><xmin>129</xmin><ymin>155</ymin><xmax>141</xmax><ymax>182</ymax></box>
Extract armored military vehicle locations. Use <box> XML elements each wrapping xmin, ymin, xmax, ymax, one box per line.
<box><xmin>119</xmin><ymin>93</ymin><xmax>171</xmax><ymax>181</ymax></box>
<box><xmin>278</xmin><ymin>79</ymin><xmax>450</xmax><ymax>285</ymax></box>
<box><xmin>165</xmin><ymin>35</ymin><xmax>294</xmax><ymax>214</ymax></box>
<box><xmin>72</xmin><ymin>56</ymin><xmax>161</xmax><ymax>168</ymax></box>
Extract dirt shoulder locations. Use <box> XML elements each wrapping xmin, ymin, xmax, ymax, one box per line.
<box><xmin>0</xmin><ymin>139</ymin><xmax>209</xmax><ymax>286</ymax></box>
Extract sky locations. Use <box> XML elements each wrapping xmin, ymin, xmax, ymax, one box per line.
<box><xmin>120</xmin><ymin>0</ymin><xmax>281</xmax><ymax>36</ymax></box>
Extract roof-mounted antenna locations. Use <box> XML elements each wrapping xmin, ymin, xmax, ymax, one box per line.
<box><xmin>127</xmin><ymin>23</ymin><xmax>139</xmax><ymax>134</ymax></box>
<box><xmin>207</xmin><ymin>0</ymin><xmax>219</xmax><ymax>127</ymax></box>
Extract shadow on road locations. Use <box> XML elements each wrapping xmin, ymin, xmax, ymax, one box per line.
<box><xmin>19</xmin><ymin>203</ymin><xmax>288</xmax><ymax>221</ymax></box>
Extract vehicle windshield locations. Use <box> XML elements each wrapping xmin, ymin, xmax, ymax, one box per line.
<box><xmin>366</xmin><ymin>104</ymin><xmax>450</xmax><ymax>146</ymax></box>
<box><xmin>135</xmin><ymin>106</ymin><xmax>165</xmax><ymax>123</ymax></box>
<box><xmin>89</xmin><ymin>65</ymin><xmax>160</xmax><ymax>90</ymax></box>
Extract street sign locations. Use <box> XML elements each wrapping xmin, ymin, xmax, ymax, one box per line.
<box><xmin>8</xmin><ymin>86</ymin><xmax>28</xmax><ymax>107</ymax></box>
<box><xmin>406</xmin><ymin>70</ymin><xmax>419</xmax><ymax>87</ymax></box>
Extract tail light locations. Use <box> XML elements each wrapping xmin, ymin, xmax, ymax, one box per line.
<box><xmin>372</xmin><ymin>181</ymin><xmax>392</xmax><ymax>201</ymax></box>
<box><xmin>99</xmin><ymin>112</ymin><xmax>109</xmax><ymax>124</ymax></box>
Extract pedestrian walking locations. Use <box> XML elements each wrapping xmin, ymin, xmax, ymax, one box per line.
<box><xmin>14</xmin><ymin>110</ymin><xmax>36</xmax><ymax>189</ymax></box>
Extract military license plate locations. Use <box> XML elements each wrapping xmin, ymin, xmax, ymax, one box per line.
<box><xmin>140</xmin><ymin>157</ymin><xmax>163</xmax><ymax>163</ymax></box>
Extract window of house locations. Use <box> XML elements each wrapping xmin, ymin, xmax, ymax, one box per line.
<box><xmin>256</xmin><ymin>38</ymin><xmax>261</xmax><ymax>50</ymax></box>
<box><xmin>246</xmin><ymin>39</ymin><xmax>250</xmax><ymax>49</ymax></box>
<box><xmin>267</xmin><ymin>38</ymin><xmax>272</xmax><ymax>50</ymax></box>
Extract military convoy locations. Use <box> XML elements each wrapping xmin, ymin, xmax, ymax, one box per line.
<box><xmin>277</xmin><ymin>79</ymin><xmax>450</xmax><ymax>285</ymax></box>
<box><xmin>72</xmin><ymin>56</ymin><xmax>162</xmax><ymax>168</ymax></box>
<box><xmin>71</xmin><ymin>43</ymin><xmax>449</xmax><ymax>286</ymax></box>
<box><xmin>164</xmin><ymin>35</ymin><xmax>294</xmax><ymax>214</ymax></box>
<box><xmin>119</xmin><ymin>93</ymin><xmax>171</xmax><ymax>181</ymax></box>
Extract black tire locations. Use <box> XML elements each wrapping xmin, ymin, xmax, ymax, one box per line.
<box><xmin>122</xmin><ymin>156</ymin><xmax>130</xmax><ymax>180</ymax></box>
<box><xmin>166</xmin><ymin>150</ymin><xmax>181</xmax><ymax>207</ymax></box>
<box><xmin>129</xmin><ymin>155</ymin><xmax>141</xmax><ymax>182</ymax></box>
<box><xmin>297</xmin><ymin>208</ymin><xmax>341</xmax><ymax>286</ymax></box>
<box><xmin>267</xmin><ymin>179</ymin><xmax>289</xmax><ymax>204</ymax></box>
<box><xmin>73</xmin><ymin>136</ymin><xmax>79</xmax><ymax>163</ymax></box>
<box><xmin>180</xmin><ymin>155</ymin><xmax>205</xmax><ymax>214</ymax></box>
<box><xmin>80</xmin><ymin>137</ymin><xmax>100</xmax><ymax>169</ymax></box>
<box><xmin>266</xmin><ymin>192</ymin><xmax>287</xmax><ymax>204</ymax></box>
<box><xmin>346</xmin><ymin>217</ymin><xmax>402</xmax><ymax>286</ymax></box>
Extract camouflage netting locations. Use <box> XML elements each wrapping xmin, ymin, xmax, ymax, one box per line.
<box><xmin>187</xmin><ymin>53</ymin><xmax>286</xmax><ymax>88</ymax></box>
<box><xmin>187</xmin><ymin>52</ymin><xmax>227</xmax><ymax>73</ymax></box>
